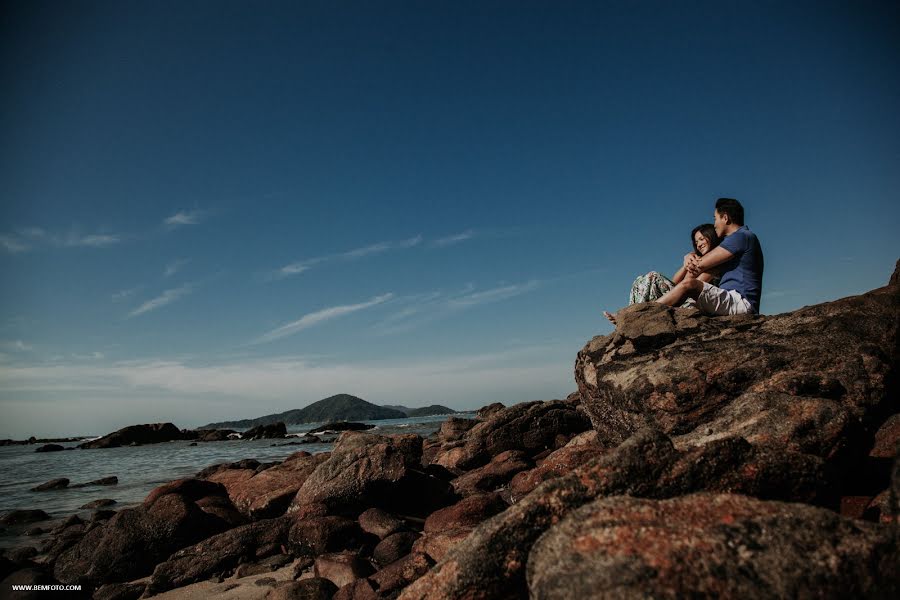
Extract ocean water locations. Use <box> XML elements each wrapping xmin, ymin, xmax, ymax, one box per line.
<box><xmin>0</xmin><ymin>414</ymin><xmax>468</xmax><ymax>549</ymax></box>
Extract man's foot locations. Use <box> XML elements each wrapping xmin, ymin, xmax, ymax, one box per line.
<box><xmin>603</xmin><ymin>310</ymin><xmax>617</xmax><ymax>325</ymax></box>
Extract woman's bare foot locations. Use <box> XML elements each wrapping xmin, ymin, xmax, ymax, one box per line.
<box><xmin>603</xmin><ymin>310</ymin><xmax>617</xmax><ymax>325</ymax></box>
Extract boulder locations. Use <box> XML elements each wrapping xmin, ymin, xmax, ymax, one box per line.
<box><xmin>369</xmin><ymin>551</ymin><xmax>433</xmax><ymax>596</ymax></box>
<box><xmin>194</xmin><ymin>428</ymin><xmax>237</xmax><ymax>442</ymax></box>
<box><xmin>0</xmin><ymin>567</ymin><xmax>59</xmax><ymax>600</ymax></box>
<box><xmin>451</xmin><ymin>450</ymin><xmax>533</xmax><ymax>497</ymax></box>
<box><xmin>267</xmin><ymin>578</ymin><xmax>338</xmax><ymax>600</ymax></box>
<box><xmin>70</xmin><ymin>476</ymin><xmax>118</xmax><ymax>488</ymax></box>
<box><xmin>423</xmin><ymin>493</ymin><xmax>507</xmax><ymax>534</ymax></box>
<box><xmin>288</xmin><ymin>516</ymin><xmax>362</xmax><ymax>557</ymax></box>
<box><xmin>475</xmin><ymin>403</ymin><xmax>505</xmax><ymax>420</ymax></box>
<box><xmin>358</xmin><ymin>508</ymin><xmax>404</xmax><ymax>539</ymax></box>
<box><xmin>527</xmin><ymin>493</ymin><xmax>900</xmax><ymax>598</ymax></box>
<box><xmin>437</xmin><ymin>418</ymin><xmax>476</xmax><ymax>443</ymax></box>
<box><xmin>92</xmin><ymin>582</ymin><xmax>146</xmax><ymax>600</ymax></box>
<box><xmin>53</xmin><ymin>479</ymin><xmax>237</xmax><ymax>587</ymax></box>
<box><xmin>293</xmin><ymin>433</ymin><xmax>445</xmax><ymax>514</ymax></box>
<box><xmin>411</xmin><ymin>529</ymin><xmax>472</xmax><ymax>563</ymax></box>
<box><xmin>334</xmin><ymin>578</ymin><xmax>379</xmax><ymax>600</ymax></box>
<box><xmin>1</xmin><ymin>509</ymin><xmax>51</xmax><ymax>525</ymax></box>
<box><xmin>80</xmin><ymin>499</ymin><xmax>116</xmax><ymax>509</ymax></box>
<box><xmin>146</xmin><ymin>516</ymin><xmax>293</xmax><ymax>594</ymax></box>
<box><xmin>244</xmin><ymin>422</ymin><xmax>288</xmax><ymax>439</ymax></box>
<box><xmin>871</xmin><ymin>413</ymin><xmax>900</xmax><ymax>459</ymax></box>
<box><xmin>372</xmin><ymin>531</ymin><xmax>420</xmax><ymax>566</ymax></box>
<box><xmin>205</xmin><ymin>452</ymin><xmax>330</xmax><ymax>518</ymax></box>
<box><xmin>314</xmin><ymin>551</ymin><xmax>374</xmax><ymax>589</ymax></box>
<box><xmin>439</xmin><ymin>400</ymin><xmax>592</xmax><ymax>470</ymax></box>
<box><xmin>575</xmin><ymin>279</ymin><xmax>900</xmax><ymax>477</ymax></box>
<box><xmin>78</xmin><ymin>423</ymin><xmax>185</xmax><ymax>449</ymax></box>
<box><xmin>508</xmin><ymin>442</ymin><xmax>605</xmax><ymax>500</ymax></box>
<box><xmin>35</xmin><ymin>444</ymin><xmax>65</xmax><ymax>452</ymax></box>
<box><xmin>30</xmin><ymin>477</ymin><xmax>69</xmax><ymax>491</ymax></box>
<box><xmin>309</xmin><ymin>422</ymin><xmax>375</xmax><ymax>434</ymax></box>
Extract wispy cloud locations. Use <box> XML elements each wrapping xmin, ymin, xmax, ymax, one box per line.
<box><xmin>112</xmin><ymin>287</ymin><xmax>142</xmax><ymax>302</ymax></box>
<box><xmin>164</xmin><ymin>259</ymin><xmax>190</xmax><ymax>277</ymax></box>
<box><xmin>448</xmin><ymin>281</ymin><xmax>540</xmax><ymax>308</ymax></box>
<box><xmin>0</xmin><ymin>227</ymin><xmax>123</xmax><ymax>253</ymax></box>
<box><xmin>128</xmin><ymin>284</ymin><xmax>194</xmax><ymax>318</ymax></box>
<box><xmin>271</xmin><ymin>235</ymin><xmax>422</xmax><ymax>280</ymax></box>
<box><xmin>431</xmin><ymin>230</ymin><xmax>475</xmax><ymax>248</ymax></box>
<box><xmin>164</xmin><ymin>210</ymin><xmax>205</xmax><ymax>228</ymax></box>
<box><xmin>254</xmin><ymin>293</ymin><xmax>394</xmax><ymax>344</ymax></box>
<box><xmin>1</xmin><ymin>340</ymin><xmax>33</xmax><ymax>353</ymax></box>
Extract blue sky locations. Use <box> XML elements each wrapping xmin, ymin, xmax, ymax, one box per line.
<box><xmin>1</xmin><ymin>1</ymin><xmax>898</xmax><ymax>438</ymax></box>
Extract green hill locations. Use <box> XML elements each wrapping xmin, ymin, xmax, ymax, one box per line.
<box><xmin>202</xmin><ymin>394</ymin><xmax>406</xmax><ymax>429</ymax></box>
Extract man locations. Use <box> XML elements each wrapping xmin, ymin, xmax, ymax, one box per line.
<box><xmin>656</xmin><ymin>197</ymin><xmax>764</xmax><ymax>315</ymax></box>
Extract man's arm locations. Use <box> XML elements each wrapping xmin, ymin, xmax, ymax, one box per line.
<box><xmin>688</xmin><ymin>246</ymin><xmax>734</xmax><ymax>275</ymax></box>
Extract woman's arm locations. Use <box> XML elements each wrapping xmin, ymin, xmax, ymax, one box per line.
<box><xmin>672</xmin><ymin>266</ymin><xmax>686</xmax><ymax>283</ymax></box>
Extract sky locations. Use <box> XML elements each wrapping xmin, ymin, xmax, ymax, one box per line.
<box><xmin>1</xmin><ymin>1</ymin><xmax>898</xmax><ymax>438</ymax></box>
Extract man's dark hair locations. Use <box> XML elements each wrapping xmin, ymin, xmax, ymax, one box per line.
<box><xmin>715</xmin><ymin>197</ymin><xmax>744</xmax><ymax>226</ymax></box>
<box><xmin>691</xmin><ymin>223</ymin><xmax>720</xmax><ymax>256</ymax></box>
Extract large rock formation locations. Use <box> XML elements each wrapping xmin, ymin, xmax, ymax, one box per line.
<box><xmin>78</xmin><ymin>423</ymin><xmax>185</xmax><ymax>449</ymax></box>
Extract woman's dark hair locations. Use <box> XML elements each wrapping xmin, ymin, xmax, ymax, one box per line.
<box><xmin>691</xmin><ymin>223</ymin><xmax>720</xmax><ymax>255</ymax></box>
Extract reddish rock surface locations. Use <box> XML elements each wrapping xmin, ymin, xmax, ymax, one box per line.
<box><xmin>508</xmin><ymin>443</ymin><xmax>605</xmax><ymax>500</ymax></box>
<box><xmin>451</xmin><ymin>450</ymin><xmax>533</xmax><ymax>496</ymax></box>
<box><xmin>314</xmin><ymin>551</ymin><xmax>374</xmax><ymax>589</ymax></box>
<box><xmin>423</xmin><ymin>493</ymin><xmax>507</xmax><ymax>534</ymax></box>
<box><xmin>357</xmin><ymin>508</ymin><xmax>405</xmax><ymax>539</ymax></box>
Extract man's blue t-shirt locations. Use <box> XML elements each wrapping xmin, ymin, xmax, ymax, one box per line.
<box><xmin>717</xmin><ymin>226</ymin><xmax>764</xmax><ymax>313</ymax></box>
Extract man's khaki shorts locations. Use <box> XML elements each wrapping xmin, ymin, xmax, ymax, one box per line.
<box><xmin>696</xmin><ymin>282</ymin><xmax>753</xmax><ymax>316</ymax></box>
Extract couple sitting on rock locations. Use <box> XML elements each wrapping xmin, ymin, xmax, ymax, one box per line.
<box><xmin>605</xmin><ymin>197</ymin><xmax>764</xmax><ymax>324</ymax></box>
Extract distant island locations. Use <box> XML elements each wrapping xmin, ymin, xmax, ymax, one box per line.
<box><xmin>202</xmin><ymin>393</ymin><xmax>457</xmax><ymax>429</ymax></box>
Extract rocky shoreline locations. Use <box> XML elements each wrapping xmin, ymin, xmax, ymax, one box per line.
<box><xmin>2</xmin><ymin>262</ymin><xmax>898</xmax><ymax>599</ymax></box>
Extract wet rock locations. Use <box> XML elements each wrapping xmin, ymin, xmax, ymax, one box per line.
<box><xmin>70</xmin><ymin>476</ymin><xmax>118</xmax><ymax>488</ymax></box>
<box><xmin>423</xmin><ymin>493</ymin><xmax>507</xmax><ymax>534</ymax></box>
<box><xmin>267</xmin><ymin>578</ymin><xmax>338</xmax><ymax>600</ymax></box>
<box><xmin>30</xmin><ymin>477</ymin><xmax>69</xmax><ymax>491</ymax></box>
<box><xmin>357</xmin><ymin>508</ymin><xmax>404</xmax><ymax>539</ymax></box>
<box><xmin>527</xmin><ymin>493</ymin><xmax>900</xmax><ymax>599</ymax></box>
<box><xmin>441</xmin><ymin>400</ymin><xmax>591</xmax><ymax>470</ymax></box>
<box><xmin>78</xmin><ymin>422</ymin><xmax>185</xmax><ymax>449</ymax></box>
<box><xmin>451</xmin><ymin>450</ymin><xmax>532</xmax><ymax>497</ymax></box>
<box><xmin>372</xmin><ymin>531</ymin><xmax>420</xmax><ymax>567</ymax></box>
<box><xmin>206</xmin><ymin>451</ymin><xmax>330</xmax><ymax>518</ymax></box>
<box><xmin>1</xmin><ymin>509</ymin><xmax>51</xmax><ymax>525</ymax></box>
<box><xmin>35</xmin><ymin>443</ymin><xmax>65</xmax><ymax>452</ymax></box>
<box><xmin>244</xmin><ymin>422</ymin><xmax>288</xmax><ymax>439</ymax></box>
<box><xmin>288</xmin><ymin>516</ymin><xmax>362</xmax><ymax>557</ymax></box>
<box><xmin>53</xmin><ymin>479</ymin><xmax>238</xmax><ymax>587</ymax></box>
<box><xmin>369</xmin><ymin>551</ymin><xmax>433</xmax><ymax>596</ymax></box>
<box><xmin>309</xmin><ymin>422</ymin><xmax>375</xmax><ymax>434</ymax></box>
<box><xmin>146</xmin><ymin>516</ymin><xmax>293</xmax><ymax>594</ymax></box>
<box><xmin>80</xmin><ymin>498</ymin><xmax>116</xmax><ymax>509</ymax></box>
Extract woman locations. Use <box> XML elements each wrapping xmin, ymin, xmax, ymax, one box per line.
<box><xmin>604</xmin><ymin>224</ymin><xmax>721</xmax><ymax>323</ymax></box>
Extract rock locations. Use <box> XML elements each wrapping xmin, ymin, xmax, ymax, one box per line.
<box><xmin>80</xmin><ymin>498</ymin><xmax>116</xmax><ymax>509</ymax></box>
<box><xmin>411</xmin><ymin>529</ymin><xmax>472</xmax><ymax>563</ymax></box>
<box><xmin>357</xmin><ymin>508</ymin><xmax>404</xmax><ymax>539</ymax></box>
<box><xmin>0</xmin><ymin>568</ymin><xmax>59</xmax><ymax>599</ymax></box>
<box><xmin>1</xmin><ymin>509</ymin><xmax>51</xmax><ymax>525</ymax></box>
<box><xmin>508</xmin><ymin>442</ymin><xmax>605</xmax><ymax>500</ymax></box>
<box><xmin>309</xmin><ymin>422</ymin><xmax>375</xmax><ymax>434</ymax></box>
<box><xmin>70</xmin><ymin>475</ymin><xmax>118</xmax><ymax>488</ymax></box>
<box><xmin>146</xmin><ymin>516</ymin><xmax>293</xmax><ymax>594</ymax></box>
<box><xmin>52</xmin><ymin>514</ymin><xmax>83</xmax><ymax>533</ymax></box>
<box><xmin>440</xmin><ymin>400</ymin><xmax>592</xmax><ymax>470</ymax></box>
<box><xmin>437</xmin><ymin>418</ymin><xmax>476</xmax><ymax>443</ymax></box>
<box><xmin>314</xmin><ymin>551</ymin><xmax>374</xmax><ymax>589</ymax></box>
<box><xmin>194</xmin><ymin>428</ymin><xmax>237</xmax><ymax>442</ymax></box>
<box><xmin>256</xmin><ymin>577</ymin><xmax>278</xmax><ymax>586</ymax></box>
<box><xmin>206</xmin><ymin>452</ymin><xmax>330</xmax><ymax>518</ymax></box>
<box><xmin>197</xmin><ymin>458</ymin><xmax>262</xmax><ymax>478</ymax></box>
<box><xmin>244</xmin><ymin>422</ymin><xmax>288</xmax><ymax>439</ymax></box>
<box><xmin>5</xmin><ymin>546</ymin><xmax>38</xmax><ymax>563</ymax></box>
<box><xmin>475</xmin><ymin>403</ymin><xmax>505</xmax><ymax>420</ymax></box>
<box><xmin>53</xmin><ymin>479</ymin><xmax>237</xmax><ymax>587</ymax></box>
<box><xmin>293</xmin><ymin>433</ymin><xmax>441</xmax><ymax>514</ymax></box>
<box><xmin>871</xmin><ymin>413</ymin><xmax>900</xmax><ymax>459</ymax></box>
<box><xmin>30</xmin><ymin>477</ymin><xmax>69</xmax><ymax>491</ymax></box>
<box><xmin>399</xmin><ymin>427</ymin><xmax>825</xmax><ymax>600</ymax></box>
<box><xmin>35</xmin><ymin>443</ymin><xmax>65</xmax><ymax>452</ymax></box>
<box><xmin>575</xmin><ymin>280</ymin><xmax>899</xmax><ymax>475</ymax></box>
<box><xmin>234</xmin><ymin>554</ymin><xmax>292</xmax><ymax>578</ymax></box>
<box><xmin>93</xmin><ymin>581</ymin><xmax>146</xmax><ymax>600</ymax></box>
<box><xmin>288</xmin><ymin>516</ymin><xmax>362</xmax><ymax>557</ymax></box>
<box><xmin>372</xmin><ymin>531</ymin><xmax>420</xmax><ymax>566</ymax></box>
<box><xmin>369</xmin><ymin>551</ymin><xmax>433</xmax><ymax>596</ymax></box>
<box><xmin>527</xmin><ymin>493</ymin><xmax>900</xmax><ymax>599</ymax></box>
<box><xmin>451</xmin><ymin>450</ymin><xmax>533</xmax><ymax>496</ymax></box>
<box><xmin>267</xmin><ymin>578</ymin><xmax>338</xmax><ymax>600</ymax></box>
<box><xmin>78</xmin><ymin>423</ymin><xmax>185</xmax><ymax>449</ymax></box>
<box><xmin>334</xmin><ymin>578</ymin><xmax>379</xmax><ymax>600</ymax></box>
<box><xmin>424</xmin><ymin>493</ymin><xmax>507</xmax><ymax>534</ymax></box>
<box><xmin>24</xmin><ymin>526</ymin><xmax>47</xmax><ymax>536</ymax></box>
<box><xmin>865</xmin><ymin>490</ymin><xmax>894</xmax><ymax>524</ymax></box>
<box><xmin>91</xmin><ymin>509</ymin><xmax>117</xmax><ymax>522</ymax></box>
